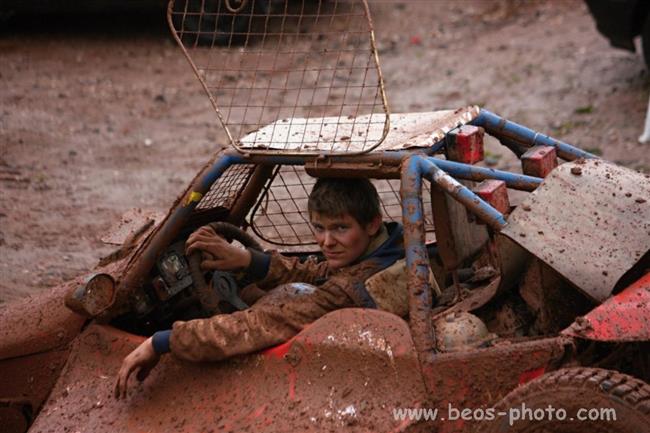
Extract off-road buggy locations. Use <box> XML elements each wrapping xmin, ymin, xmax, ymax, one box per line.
<box><xmin>1</xmin><ymin>1</ymin><xmax>649</xmax><ymax>432</ymax></box>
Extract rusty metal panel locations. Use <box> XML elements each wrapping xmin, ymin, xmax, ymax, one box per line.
<box><xmin>30</xmin><ymin>310</ymin><xmax>429</xmax><ymax>432</ymax></box>
<box><xmin>502</xmin><ymin>159</ymin><xmax>650</xmax><ymax>302</ymax></box>
<box><xmin>430</xmin><ymin>180</ymin><xmax>489</xmax><ymax>271</ymax></box>
<box><xmin>240</xmin><ymin>107</ymin><xmax>479</xmax><ymax>153</ymax></box>
<box><xmin>562</xmin><ymin>272</ymin><xmax>650</xmax><ymax>342</ymax></box>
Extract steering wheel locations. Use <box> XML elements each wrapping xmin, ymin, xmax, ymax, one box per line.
<box><xmin>187</xmin><ymin>222</ymin><xmax>263</xmax><ymax>315</ymax></box>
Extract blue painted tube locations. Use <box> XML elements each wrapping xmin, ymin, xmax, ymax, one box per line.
<box><xmin>431</xmin><ymin>158</ymin><xmax>542</xmax><ymax>191</ymax></box>
<box><xmin>400</xmin><ymin>156</ymin><xmax>436</xmax><ymax>361</ymax></box>
<box><xmin>420</xmin><ymin>158</ymin><xmax>507</xmax><ymax>230</ymax></box>
<box><xmin>473</xmin><ymin>109</ymin><xmax>598</xmax><ymax>161</ymax></box>
<box><xmin>198</xmin><ymin>153</ymin><xmax>247</xmax><ymax>192</ymax></box>
<box><xmin>137</xmin><ymin>152</ymin><xmax>240</xmax><ymax>272</ymax></box>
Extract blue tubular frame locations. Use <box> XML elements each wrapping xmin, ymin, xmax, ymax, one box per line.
<box><xmin>129</xmin><ymin>153</ymin><xmax>247</xmax><ymax>288</ymax></box>
<box><xmin>431</xmin><ymin>158</ymin><xmax>542</xmax><ymax>191</ymax></box>
<box><xmin>135</xmin><ymin>149</ymin><xmax>517</xmax><ymax>277</ymax></box>
<box><xmin>400</xmin><ymin>156</ymin><xmax>436</xmax><ymax>360</ymax></box>
<box><xmin>473</xmin><ymin>109</ymin><xmax>598</xmax><ymax>161</ymax></box>
<box><xmin>400</xmin><ymin>154</ymin><xmax>509</xmax><ymax>364</ymax></box>
<box><xmin>421</xmin><ymin>157</ymin><xmax>508</xmax><ymax>230</ymax></box>
<box><xmin>195</xmin><ymin>154</ymin><xmax>247</xmax><ymax>191</ymax></box>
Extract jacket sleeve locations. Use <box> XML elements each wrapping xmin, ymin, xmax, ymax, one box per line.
<box><xmin>248</xmin><ymin>249</ymin><xmax>329</xmax><ymax>290</ymax></box>
<box><xmin>168</xmin><ymin>274</ymin><xmax>356</xmax><ymax>362</ymax></box>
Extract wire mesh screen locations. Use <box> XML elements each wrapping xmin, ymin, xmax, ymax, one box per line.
<box><xmin>195</xmin><ymin>163</ymin><xmax>255</xmax><ymax>211</ymax></box>
<box><xmin>168</xmin><ymin>0</ymin><xmax>389</xmax><ymax>155</ymax></box>
<box><xmin>250</xmin><ymin>166</ymin><xmax>435</xmax><ymax>248</ymax></box>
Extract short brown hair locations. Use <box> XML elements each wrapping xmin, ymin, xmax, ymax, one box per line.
<box><xmin>307</xmin><ymin>178</ymin><xmax>381</xmax><ymax>226</ymax></box>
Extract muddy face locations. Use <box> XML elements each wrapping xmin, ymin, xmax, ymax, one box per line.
<box><xmin>310</xmin><ymin>212</ymin><xmax>381</xmax><ymax>270</ymax></box>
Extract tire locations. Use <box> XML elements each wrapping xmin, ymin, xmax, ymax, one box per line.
<box><xmin>477</xmin><ymin>368</ymin><xmax>650</xmax><ymax>433</ymax></box>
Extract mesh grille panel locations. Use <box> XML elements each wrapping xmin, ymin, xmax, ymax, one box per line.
<box><xmin>168</xmin><ymin>0</ymin><xmax>389</xmax><ymax>155</ymax></box>
<box><xmin>250</xmin><ymin>166</ymin><xmax>434</xmax><ymax>247</ymax></box>
<box><xmin>195</xmin><ymin>163</ymin><xmax>255</xmax><ymax>210</ymax></box>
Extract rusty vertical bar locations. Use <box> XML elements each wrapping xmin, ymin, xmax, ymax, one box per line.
<box><xmin>400</xmin><ymin>155</ymin><xmax>436</xmax><ymax>361</ymax></box>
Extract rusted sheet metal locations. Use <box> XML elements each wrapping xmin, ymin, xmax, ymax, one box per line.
<box><xmin>562</xmin><ymin>272</ymin><xmax>650</xmax><ymax>342</ymax></box>
<box><xmin>0</xmin><ymin>283</ymin><xmax>85</xmax><ymax>360</ymax></box>
<box><xmin>421</xmin><ymin>337</ymin><xmax>571</xmax><ymax>433</ymax></box>
<box><xmin>30</xmin><ymin>309</ymin><xmax>429</xmax><ymax>433</ymax></box>
<box><xmin>239</xmin><ymin>107</ymin><xmax>480</xmax><ymax>153</ymax></box>
<box><xmin>305</xmin><ymin>160</ymin><xmax>402</xmax><ymax>179</ymax></box>
<box><xmin>502</xmin><ymin>159</ymin><xmax>650</xmax><ymax>302</ymax></box>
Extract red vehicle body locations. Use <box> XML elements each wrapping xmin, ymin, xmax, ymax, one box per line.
<box><xmin>1</xmin><ymin>1</ymin><xmax>648</xmax><ymax>432</ymax></box>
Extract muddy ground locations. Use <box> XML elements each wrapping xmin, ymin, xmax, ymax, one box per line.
<box><xmin>1</xmin><ymin>0</ymin><xmax>648</xmax><ymax>302</ymax></box>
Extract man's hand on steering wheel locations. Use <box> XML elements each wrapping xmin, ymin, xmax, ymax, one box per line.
<box><xmin>185</xmin><ymin>226</ymin><xmax>252</xmax><ymax>272</ymax></box>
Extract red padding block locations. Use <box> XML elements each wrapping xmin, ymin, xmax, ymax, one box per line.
<box><xmin>446</xmin><ymin>125</ymin><xmax>484</xmax><ymax>164</ymax></box>
<box><xmin>473</xmin><ymin>179</ymin><xmax>510</xmax><ymax>216</ymax></box>
<box><xmin>521</xmin><ymin>145</ymin><xmax>558</xmax><ymax>178</ymax></box>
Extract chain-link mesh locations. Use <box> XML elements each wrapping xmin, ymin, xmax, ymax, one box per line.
<box><xmin>250</xmin><ymin>166</ymin><xmax>435</xmax><ymax>248</ymax></box>
<box><xmin>168</xmin><ymin>0</ymin><xmax>389</xmax><ymax>155</ymax></box>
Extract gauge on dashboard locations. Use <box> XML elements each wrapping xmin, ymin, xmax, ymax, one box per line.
<box><xmin>65</xmin><ymin>273</ymin><xmax>116</xmax><ymax>317</ymax></box>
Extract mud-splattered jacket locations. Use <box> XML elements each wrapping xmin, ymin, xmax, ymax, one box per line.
<box><xmin>152</xmin><ymin>222</ymin><xmax>404</xmax><ymax>362</ymax></box>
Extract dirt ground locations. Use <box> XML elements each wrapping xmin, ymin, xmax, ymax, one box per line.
<box><xmin>1</xmin><ymin>0</ymin><xmax>648</xmax><ymax>303</ymax></box>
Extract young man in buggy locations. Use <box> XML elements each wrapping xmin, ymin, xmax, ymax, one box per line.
<box><xmin>115</xmin><ymin>177</ymin><xmax>406</xmax><ymax>398</ymax></box>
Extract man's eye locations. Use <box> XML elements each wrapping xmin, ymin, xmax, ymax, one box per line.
<box><xmin>313</xmin><ymin>225</ymin><xmax>324</xmax><ymax>233</ymax></box>
<box><xmin>336</xmin><ymin>225</ymin><xmax>348</xmax><ymax>232</ymax></box>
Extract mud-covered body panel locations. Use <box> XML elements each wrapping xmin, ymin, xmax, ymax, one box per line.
<box><xmin>0</xmin><ymin>283</ymin><xmax>85</xmax><ymax>360</ymax></box>
<box><xmin>503</xmin><ymin>159</ymin><xmax>650</xmax><ymax>302</ymax></box>
<box><xmin>29</xmin><ymin>309</ymin><xmax>430</xmax><ymax>433</ymax></box>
